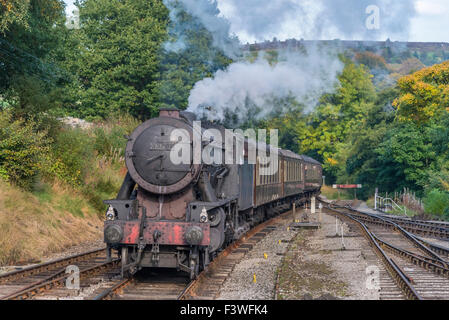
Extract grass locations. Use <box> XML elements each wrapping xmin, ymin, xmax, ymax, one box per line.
<box><xmin>320</xmin><ymin>185</ymin><xmax>354</xmax><ymax>200</ymax></box>
<box><xmin>276</xmin><ymin>231</ymin><xmax>348</xmax><ymax>300</ymax></box>
<box><xmin>0</xmin><ymin>177</ymin><xmax>105</xmax><ymax>266</ymax></box>
<box><xmin>366</xmin><ymin>197</ymin><xmax>419</xmax><ymax>217</ymax></box>
<box><xmin>389</xmin><ymin>205</ymin><xmax>418</xmax><ymax>217</ymax></box>
<box><xmin>0</xmin><ymin>116</ymin><xmax>136</xmax><ymax>266</ymax></box>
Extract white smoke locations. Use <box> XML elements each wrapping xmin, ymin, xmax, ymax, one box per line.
<box><xmin>162</xmin><ymin>0</ymin><xmax>416</xmax><ymax>123</ymax></box>
<box><xmin>163</xmin><ymin>0</ymin><xmax>240</xmax><ymax>59</ymax></box>
<box><xmin>187</xmin><ymin>48</ymin><xmax>343</xmax><ymax>122</ymax></box>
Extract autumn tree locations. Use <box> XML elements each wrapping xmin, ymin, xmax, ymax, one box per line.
<box><xmin>301</xmin><ymin>60</ymin><xmax>377</xmax><ymax>182</ymax></box>
<box><xmin>393</xmin><ymin>60</ymin><xmax>449</xmax><ymax>123</ymax></box>
<box><xmin>0</xmin><ymin>0</ymin><xmax>30</xmax><ymax>33</ymax></box>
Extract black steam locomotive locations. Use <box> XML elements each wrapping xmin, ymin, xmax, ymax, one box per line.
<box><xmin>104</xmin><ymin>108</ymin><xmax>322</xmax><ymax>279</ymax></box>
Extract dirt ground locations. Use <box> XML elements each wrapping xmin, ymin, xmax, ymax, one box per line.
<box><xmin>217</xmin><ymin>217</ymin><xmax>298</xmax><ymax>300</ymax></box>
<box><xmin>276</xmin><ymin>209</ymin><xmax>380</xmax><ymax>300</ymax></box>
<box><xmin>218</xmin><ymin>207</ymin><xmax>381</xmax><ymax>300</ymax></box>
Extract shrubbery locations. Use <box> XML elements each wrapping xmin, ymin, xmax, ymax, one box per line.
<box><xmin>0</xmin><ymin>111</ymin><xmax>50</xmax><ymax>190</ymax></box>
<box><xmin>47</xmin><ymin>128</ymin><xmax>94</xmax><ymax>187</ymax></box>
<box><xmin>93</xmin><ymin>115</ymin><xmax>140</xmax><ymax>158</ymax></box>
<box><xmin>424</xmin><ymin>189</ymin><xmax>449</xmax><ymax>218</ymax></box>
<box><xmin>0</xmin><ymin>109</ymin><xmax>139</xmax><ymax>215</ymax></box>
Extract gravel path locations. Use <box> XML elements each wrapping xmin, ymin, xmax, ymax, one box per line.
<box><xmin>279</xmin><ymin>213</ymin><xmax>382</xmax><ymax>300</ymax></box>
<box><xmin>217</xmin><ymin>217</ymin><xmax>298</xmax><ymax>300</ymax></box>
<box><xmin>296</xmin><ymin>210</ymin><xmax>381</xmax><ymax>300</ymax></box>
<box><xmin>217</xmin><ymin>207</ymin><xmax>382</xmax><ymax>300</ymax></box>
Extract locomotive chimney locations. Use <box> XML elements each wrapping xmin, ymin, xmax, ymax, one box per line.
<box><xmin>159</xmin><ymin>107</ymin><xmax>180</xmax><ymax>118</ymax></box>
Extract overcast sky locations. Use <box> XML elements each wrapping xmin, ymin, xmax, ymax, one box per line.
<box><xmin>64</xmin><ymin>0</ymin><xmax>449</xmax><ymax>43</ymax></box>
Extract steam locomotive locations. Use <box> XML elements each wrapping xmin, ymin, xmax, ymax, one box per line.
<box><xmin>103</xmin><ymin>108</ymin><xmax>322</xmax><ymax>279</ymax></box>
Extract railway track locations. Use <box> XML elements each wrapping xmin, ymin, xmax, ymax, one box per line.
<box><xmin>92</xmin><ymin>211</ymin><xmax>294</xmax><ymax>300</ymax></box>
<box><xmin>1</xmin><ymin>208</ymin><xmax>295</xmax><ymax>300</ymax></box>
<box><xmin>352</xmin><ymin>208</ymin><xmax>449</xmax><ymax>240</ymax></box>
<box><xmin>0</xmin><ymin>247</ymin><xmax>121</xmax><ymax>300</ymax></box>
<box><xmin>322</xmin><ymin>200</ymin><xmax>449</xmax><ymax>300</ymax></box>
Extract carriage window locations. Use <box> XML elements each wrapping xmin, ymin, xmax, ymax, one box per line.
<box><xmin>284</xmin><ymin>161</ymin><xmax>287</xmax><ymax>181</ymax></box>
<box><xmin>274</xmin><ymin>168</ymin><xmax>277</xmax><ymax>183</ymax></box>
<box><xmin>268</xmin><ymin>164</ymin><xmax>273</xmax><ymax>183</ymax></box>
<box><xmin>295</xmin><ymin>162</ymin><xmax>298</xmax><ymax>181</ymax></box>
<box><xmin>293</xmin><ymin>161</ymin><xmax>295</xmax><ymax>181</ymax></box>
<box><xmin>297</xmin><ymin>162</ymin><xmax>300</xmax><ymax>180</ymax></box>
<box><xmin>289</xmin><ymin>161</ymin><xmax>291</xmax><ymax>181</ymax></box>
<box><xmin>276</xmin><ymin>162</ymin><xmax>281</xmax><ymax>183</ymax></box>
<box><xmin>296</xmin><ymin>162</ymin><xmax>298</xmax><ymax>180</ymax></box>
<box><xmin>293</xmin><ymin>162</ymin><xmax>295</xmax><ymax>181</ymax></box>
<box><xmin>292</xmin><ymin>162</ymin><xmax>294</xmax><ymax>181</ymax></box>
<box><xmin>268</xmin><ymin>165</ymin><xmax>271</xmax><ymax>184</ymax></box>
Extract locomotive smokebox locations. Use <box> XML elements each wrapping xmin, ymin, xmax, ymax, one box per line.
<box><xmin>125</xmin><ymin>108</ymin><xmax>201</xmax><ymax>195</ymax></box>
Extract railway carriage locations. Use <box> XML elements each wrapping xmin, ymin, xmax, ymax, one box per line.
<box><xmin>103</xmin><ymin>108</ymin><xmax>322</xmax><ymax>279</ymax></box>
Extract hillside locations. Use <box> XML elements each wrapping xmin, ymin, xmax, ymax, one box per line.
<box><xmin>243</xmin><ymin>39</ymin><xmax>449</xmax><ymax>66</ymax></box>
<box><xmin>0</xmin><ymin>116</ymin><xmax>137</xmax><ymax>265</ymax></box>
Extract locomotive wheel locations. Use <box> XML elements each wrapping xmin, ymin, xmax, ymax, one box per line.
<box><xmin>208</xmin><ymin>209</ymin><xmax>224</xmax><ymax>227</ymax></box>
<box><xmin>121</xmin><ymin>247</ymin><xmax>130</xmax><ymax>278</ymax></box>
<box><xmin>209</xmin><ymin>228</ymin><xmax>225</xmax><ymax>253</ymax></box>
<box><xmin>189</xmin><ymin>257</ymin><xmax>199</xmax><ymax>280</ymax></box>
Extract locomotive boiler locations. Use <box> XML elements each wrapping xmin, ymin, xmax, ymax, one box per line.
<box><xmin>103</xmin><ymin>108</ymin><xmax>322</xmax><ymax>279</ymax></box>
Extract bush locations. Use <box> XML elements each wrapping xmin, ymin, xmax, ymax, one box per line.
<box><xmin>443</xmin><ymin>208</ymin><xmax>449</xmax><ymax>221</ymax></box>
<box><xmin>93</xmin><ymin>115</ymin><xmax>139</xmax><ymax>159</ymax></box>
<box><xmin>424</xmin><ymin>189</ymin><xmax>449</xmax><ymax>217</ymax></box>
<box><xmin>0</xmin><ymin>111</ymin><xmax>50</xmax><ymax>190</ymax></box>
<box><xmin>93</xmin><ymin>126</ymin><xmax>127</xmax><ymax>158</ymax></box>
<box><xmin>46</xmin><ymin>128</ymin><xmax>95</xmax><ymax>187</ymax></box>
<box><xmin>0</xmin><ymin>111</ymin><xmax>135</xmax><ymax>215</ymax></box>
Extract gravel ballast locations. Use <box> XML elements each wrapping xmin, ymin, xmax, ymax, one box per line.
<box><xmin>217</xmin><ymin>217</ymin><xmax>298</xmax><ymax>300</ymax></box>
<box><xmin>218</xmin><ymin>208</ymin><xmax>382</xmax><ymax>300</ymax></box>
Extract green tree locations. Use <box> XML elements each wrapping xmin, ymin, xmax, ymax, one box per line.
<box><xmin>0</xmin><ymin>0</ymin><xmax>30</xmax><ymax>33</ymax></box>
<box><xmin>0</xmin><ymin>0</ymin><xmax>65</xmax><ymax>93</ymax></box>
<box><xmin>152</xmin><ymin>2</ymin><xmax>232</xmax><ymax>111</ymax></box>
<box><xmin>61</xmin><ymin>0</ymin><xmax>232</xmax><ymax>119</ymax></box>
<box><xmin>61</xmin><ymin>0</ymin><xmax>169</xmax><ymax>119</ymax></box>
<box><xmin>301</xmin><ymin>60</ymin><xmax>377</xmax><ymax>182</ymax></box>
<box><xmin>0</xmin><ymin>110</ymin><xmax>50</xmax><ymax>190</ymax></box>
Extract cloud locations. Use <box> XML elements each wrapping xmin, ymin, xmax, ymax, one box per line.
<box><xmin>416</xmin><ymin>0</ymin><xmax>449</xmax><ymax>15</ymax></box>
<box><xmin>217</xmin><ymin>0</ymin><xmax>416</xmax><ymax>42</ymax></box>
